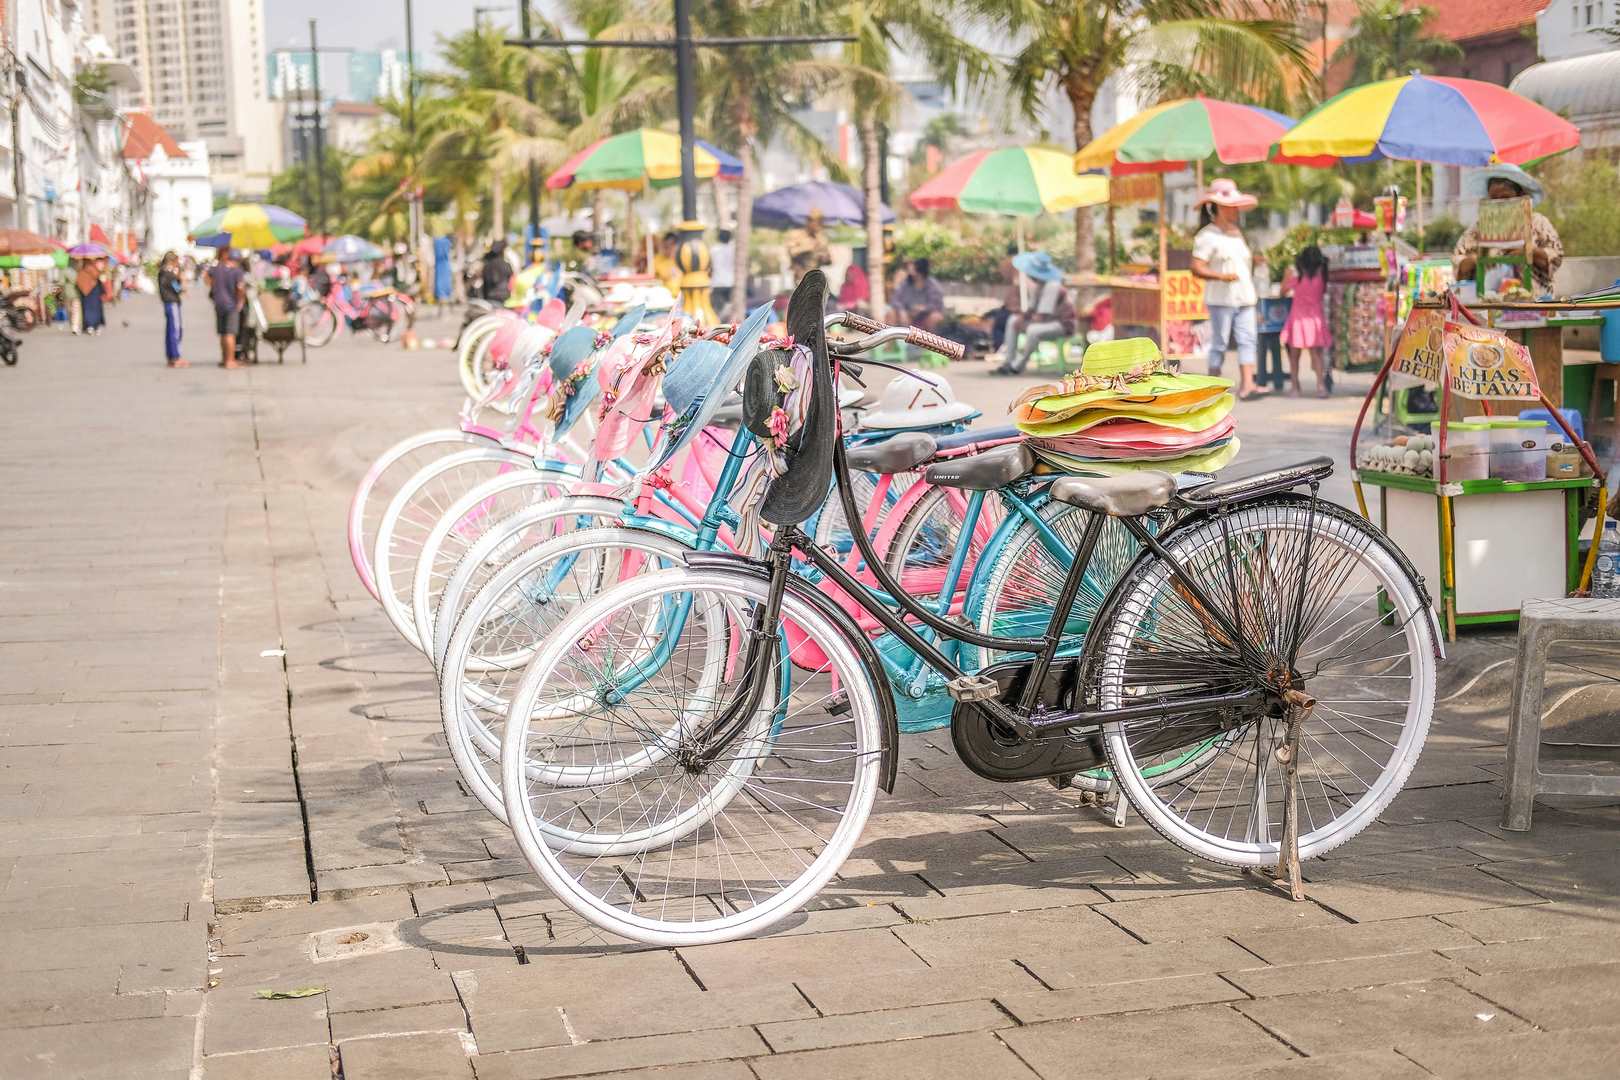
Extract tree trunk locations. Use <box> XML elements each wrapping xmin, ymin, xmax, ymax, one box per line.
<box><xmin>860</xmin><ymin>114</ymin><xmax>885</xmax><ymax>318</ymax></box>
<box><xmin>1068</xmin><ymin>79</ymin><xmax>1097</xmax><ymax>276</ymax></box>
<box><xmin>734</xmin><ymin>139</ymin><xmax>757</xmax><ymax>322</ymax></box>
<box><xmin>491</xmin><ymin>174</ymin><xmax>505</xmax><ymax>240</ymax></box>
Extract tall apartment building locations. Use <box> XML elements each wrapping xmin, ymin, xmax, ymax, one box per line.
<box><xmin>85</xmin><ymin>0</ymin><xmax>282</xmax><ymax>196</ymax></box>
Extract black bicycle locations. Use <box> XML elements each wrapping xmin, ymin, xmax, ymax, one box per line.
<box><xmin>497</xmin><ymin>271</ymin><xmax>1443</xmax><ymax>946</ymax></box>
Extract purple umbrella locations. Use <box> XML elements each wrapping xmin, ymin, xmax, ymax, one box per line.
<box><xmin>750</xmin><ymin>181</ymin><xmax>894</xmax><ymax>229</ymax></box>
<box><xmin>68</xmin><ymin>242</ymin><xmax>110</xmax><ymax>258</ymax></box>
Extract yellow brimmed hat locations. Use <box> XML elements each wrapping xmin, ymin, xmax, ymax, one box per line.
<box><xmin>1013</xmin><ymin>338</ymin><xmax>1232</xmax><ymax>429</ymax></box>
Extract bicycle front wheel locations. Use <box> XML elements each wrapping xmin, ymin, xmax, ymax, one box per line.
<box><xmin>1097</xmin><ymin>498</ymin><xmax>1437</xmax><ymax>866</ymax></box>
<box><xmin>439</xmin><ymin>526</ymin><xmax>694</xmax><ymax>821</ymax></box>
<box><xmin>502</xmin><ymin>567</ymin><xmax>883</xmax><ymax>946</ymax></box>
<box><xmin>299</xmin><ymin>304</ymin><xmax>337</xmax><ymax>347</ymax></box>
<box><xmin>349</xmin><ymin>429</ymin><xmax>487</xmax><ymax>601</ymax></box>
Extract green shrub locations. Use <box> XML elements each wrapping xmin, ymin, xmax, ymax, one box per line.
<box><xmin>1535</xmin><ymin>155</ymin><xmax>1620</xmax><ymax>258</ymax></box>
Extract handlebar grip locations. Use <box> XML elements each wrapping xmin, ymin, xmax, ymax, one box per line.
<box><xmin>838</xmin><ymin>312</ymin><xmax>885</xmax><ymax>335</ymax></box>
<box><xmin>906</xmin><ymin>326</ymin><xmax>965</xmax><ymax>362</ymax></box>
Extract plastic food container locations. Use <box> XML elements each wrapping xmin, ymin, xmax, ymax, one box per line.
<box><xmin>1487</xmin><ymin>420</ymin><xmax>1549</xmax><ymax>482</ymax></box>
<box><xmin>1442</xmin><ymin>421</ymin><xmax>1491</xmax><ymax>481</ymax></box>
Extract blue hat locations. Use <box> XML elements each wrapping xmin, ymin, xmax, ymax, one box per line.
<box><xmin>651</xmin><ymin>301</ymin><xmax>774</xmax><ymax>471</ymax></box>
<box><xmin>547</xmin><ymin>307</ymin><xmax>644</xmax><ymax>438</ymax></box>
<box><xmin>1012</xmin><ymin>250</ymin><xmax>1064</xmax><ymax>283</ymax></box>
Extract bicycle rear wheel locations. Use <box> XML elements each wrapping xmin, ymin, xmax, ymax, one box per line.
<box><xmin>882</xmin><ymin>485</ymin><xmax>1005</xmax><ymax>609</ymax></box>
<box><xmin>502</xmin><ymin>567</ymin><xmax>883</xmax><ymax>946</ymax></box>
<box><xmin>1096</xmin><ymin>498</ymin><xmax>1437</xmax><ymax>866</ymax></box>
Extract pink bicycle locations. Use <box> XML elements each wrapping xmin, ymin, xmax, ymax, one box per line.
<box><xmin>299</xmin><ymin>281</ymin><xmax>414</xmax><ymax>347</ymax></box>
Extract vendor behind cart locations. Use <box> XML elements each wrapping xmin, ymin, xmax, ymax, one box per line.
<box><xmin>1452</xmin><ymin>164</ymin><xmax>1564</xmax><ymax>295</ymax></box>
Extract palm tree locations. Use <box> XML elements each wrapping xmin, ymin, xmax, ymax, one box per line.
<box><xmin>836</xmin><ymin>1</ymin><xmax>994</xmax><ymax>317</ymax></box>
<box><xmin>1332</xmin><ymin>0</ymin><xmax>1462</xmax><ymax>85</ymax></box>
<box><xmin>987</xmin><ymin>0</ymin><xmax>1313</xmax><ymax>274</ymax></box>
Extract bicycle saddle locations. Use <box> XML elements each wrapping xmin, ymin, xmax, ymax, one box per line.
<box><xmin>923</xmin><ymin>442</ymin><xmax>1033</xmax><ymax>491</ymax></box>
<box><xmin>847</xmin><ymin>431</ymin><xmax>937</xmax><ymax>474</ymax></box>
<box><xmin>1049</xmin><ymin>472</ymin><xmax>1175</xmax><ymax>517</ymax></box>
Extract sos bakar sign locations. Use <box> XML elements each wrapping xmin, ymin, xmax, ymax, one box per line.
<box><xmin>1162</xmin><ymin>270</ymin><xmax>1208</xmax><ymax>321</ymax></box>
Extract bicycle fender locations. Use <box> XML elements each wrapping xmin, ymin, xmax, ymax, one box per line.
<box><xmin>684</xmin><ymin>551</ymin><xmax>901</xmax><ymax>793</ymax></box>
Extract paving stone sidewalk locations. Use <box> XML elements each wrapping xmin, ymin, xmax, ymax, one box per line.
<box><xmin>4</xmin><ymin>297</ymin><xmax>1620</xmax><ymax>1080</ymax></box>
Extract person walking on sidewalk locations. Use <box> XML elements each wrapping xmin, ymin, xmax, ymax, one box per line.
<box><xmin>1281</xmin><ymin>244</ymin><xmax>1332</xmax><ymax>397</ymax></box>
<box><xmin>78</xmin><ymin>259</ymin><xmax>107</xmax><ymax>336</ymax></box>
<box><xmin>207</xmin><ymin>250</ymin><xmax>246</xmax><ymax>369</ymax></box>
<box><xmin>158</xmin><ymin>251</ymin><xmax>188</xmax><ymax>368</ymax></box>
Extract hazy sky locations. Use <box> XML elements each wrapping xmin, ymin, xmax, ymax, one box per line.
<box><xmin>263</xmin><ymin>1</ymin><xmax>522</xmax><ymax>60</ymax></box>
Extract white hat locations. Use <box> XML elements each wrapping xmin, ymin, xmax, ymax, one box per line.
<box><xmin>858</xmin><ymin>369</ymin><xmax>979</xmax><ymax>431</ymax></box>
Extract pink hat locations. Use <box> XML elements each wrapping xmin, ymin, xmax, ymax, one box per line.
<box><xmin>1196</xmin><ymin>178</ymin><xmax>1257</xmax><ymax>210</ymax></box>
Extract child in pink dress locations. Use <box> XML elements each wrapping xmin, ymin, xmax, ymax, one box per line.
<box><xmin>1281</xmin><ymin>245</ymin><xmax>1332</xmax><ymax>397</ymax></box>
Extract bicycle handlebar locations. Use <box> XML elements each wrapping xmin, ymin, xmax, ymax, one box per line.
<box><xmin>824</xmin><ymin>310</ymin><xmax>966</xmax><ymax>362</ymax></box>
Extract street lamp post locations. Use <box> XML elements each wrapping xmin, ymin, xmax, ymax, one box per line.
<box><xmin>519</xmin><ymin>1</ymin><xmax>541</xmax><ymax>263</ymax></box>
<box><xmin>507</xmin><ymin>2</ymin><xmax>849</xmax><ymax>324</ymax></box>
<box><xmin>309</xmin><ymin>19</ymin><xmax>328</xmax><ymax>237</ymax></box>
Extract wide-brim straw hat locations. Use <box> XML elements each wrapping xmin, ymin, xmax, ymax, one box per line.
<box><xmin>1013</xmin><ymin>337</ymin><xmax>1232</xmax><ymax>429</ymax></box>
<box><xmin>652</xmin><ymin>301</ymin><xmax>775</xmax><ymax>470</ymax></box>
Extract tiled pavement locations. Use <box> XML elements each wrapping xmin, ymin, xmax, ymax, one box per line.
<box><xmin>4</xmin><ymin>297</ymin><xmax>1620</xmax><ymax>1079</ymax></box>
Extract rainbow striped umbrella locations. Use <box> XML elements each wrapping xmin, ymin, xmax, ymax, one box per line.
<box><xmin>910</xmin><ymin>147</ymin><xmax>1109</xmax><ymax>216</ymax></box>
<box><xmin>546</xmin><ymin>130</ymin><xmax>742</xmax><ymax>192</ymax></box>
<box><xmin>189</xmin><ymin>203</ymin><xmax>307</xmax><ymax>249</ymax></box>
<box><xmin>1075</xmin><ymin>96</ymin><xmax>1295</xmax><ymax>175</ymax></box>
<box><xmin>1273</xmin><ymin>75</ymin><xmax>1579</xmax><ymax>166</ymax></box>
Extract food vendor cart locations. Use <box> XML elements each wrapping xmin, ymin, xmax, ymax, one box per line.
<box><xmin>1352</xmin><ymin>297</ymin><xmax>1607</xmax><ymax>638</ymax></box>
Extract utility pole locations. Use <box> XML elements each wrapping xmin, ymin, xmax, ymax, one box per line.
<box><xmin>519</xmin><ymin>0</ymin><xmax>540</xmax><ymax>261</ymax></box>
<box><xmin>309</xmin><ymin>19</ymin><xmax>328</xmax><ymax>237</ymax></box>
<box><xmin>405</xmin><ymin>0</ymin><xmax>421</xmax><ymax>264</ymax></box>
<box><xmin>507</xmin><ymin>5</ymin><xmax>848</xmax><ymax>323</ymax></box>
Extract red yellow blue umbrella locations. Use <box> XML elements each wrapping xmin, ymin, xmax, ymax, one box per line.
<box><xmin>1075</xmin><ymin>96</ymin><xmax>1295</xmax><ymax>174</ymax></box>
<box><xmin>1273</xmin><ymin>75</ymin><xmax>1580</xmax><ymax>166</ymax></box>
<box><xmin>546</xmin><ymin>130</ymin><xmax>742</xmax><ymax>192</ymax></box>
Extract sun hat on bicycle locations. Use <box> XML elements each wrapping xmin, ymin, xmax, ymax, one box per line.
<box><xmin>651</xmin><ymin>301</ymin><xmax>775</xmax><ymax>469</ymax></box>
<box><xmin>1012</xmin><ymin>337</ymin><xmax>1231</xmax><ymax>431</ymax></box>
<box><xmin>594</xmin><ymin>317</ymin><xmax>684</xmax><ymax>459</ymax></box>
<box><xmin>858</xmin><ymin>368</ymin><xmax>980</xmax><ymax>431</ymax></box>
<box><xmin>740</xmin><ymin>269</ymin><xmax>838</xmax><ymax>527</ymax></box>
<box><xmin>544</xmin><ymin>305</ymin><xmax>645</xmax><ymax>439</ymax></box>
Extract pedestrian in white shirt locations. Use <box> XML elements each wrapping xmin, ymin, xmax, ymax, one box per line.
<box><xmin>1190</xmin><ymin>179</ymin><xmax>1269</xmax><ymax>400</ymax></box>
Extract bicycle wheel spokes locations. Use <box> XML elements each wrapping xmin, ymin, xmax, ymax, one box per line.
<box><xmin>502</xmin><ymin>570</ymin><xmax>882</xmax><ymax>945</ymax></box>
<box><xmin>442</xmin><ymin>529</ymin><xmax>689</xmax><ymax>820</ymax></box>
<box><xmin>1101</xmin><ymin>501</ymin><xmax>1435</xmax><ymax>866</ymax></box>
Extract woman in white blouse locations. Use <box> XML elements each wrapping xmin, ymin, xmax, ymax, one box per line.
<box><xmin>1190</xmin><ymin>179</ymin><xmax>1269</xmax><ymax>401</ymax></box>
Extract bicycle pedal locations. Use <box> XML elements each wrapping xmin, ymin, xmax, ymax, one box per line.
<box><xmin>827</xmin><ymin>691</ymin><xmax>851</xmax><ymax>717</ymax></box>
<box><xmin>1049</xmin><ymin>773</ymin><xmax>1076</xmax><ymax>791</ymax></box>
<box><xmin>946</xmin><ymin>675</ymin><xmax>999</xmax><ymax>703</ymax></box>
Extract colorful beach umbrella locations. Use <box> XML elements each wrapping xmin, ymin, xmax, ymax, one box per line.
<box><xmin>751</xmin><ymin>182</ymin><xmax>892</xmax><ymax>230</ymax></box>
<box><xmin>1272</xmin><ymin>75</ymin><xmax>1580</xmax><ymax>167</ymax></box>
<box><xmin>189</xmin><ymin>204</ymin><xmax>307</xmax><ymax>249</ymax></box>
<box><xmin>1075</xmin><ymin>96</ymin><xmax>1295</xmax><ymax>175</ymax></box>
<box><xmin>324</xmin><ymin>235</ymin><xmax>385</xmax><ymax>262</ymax></box>
<box><xmin>545</xmin><ymin>130</ymin><xmax>742</xmax><ymax>192</ymax></box>
<box><xmin>911</xmin><ymin>147</ymin><xmax>1109</xmax><ymax>216</ymax></box>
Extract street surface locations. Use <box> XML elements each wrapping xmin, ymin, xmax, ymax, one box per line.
<box><xmin>3</xmin><ymin>294</ymin><xmax>1620</xmax><ymax>1079</ymax></box>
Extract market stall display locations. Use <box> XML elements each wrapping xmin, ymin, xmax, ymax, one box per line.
<box><xmin>1352</xmin><ymin>298</ymin><xmax>1607</xmax><ymax>637</ymax></box>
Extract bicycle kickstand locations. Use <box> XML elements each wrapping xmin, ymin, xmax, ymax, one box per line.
<box><xmin>1272</xmin><ymin>689</ymin><xmax>1315</xmax><ymax>902</ymax></box>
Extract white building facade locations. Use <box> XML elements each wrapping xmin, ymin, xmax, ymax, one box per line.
<box><xmin>5</xmin><ymin>0</ymin><xmax>86</xmax><ymax>236</ymax></box>
<box><xmin>85</xmin><ymin>0</ymin><xmax>280</xmax><ymax>197</ymax></box>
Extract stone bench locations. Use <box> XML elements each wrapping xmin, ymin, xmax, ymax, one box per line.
<box><xmin>1503</xmin><ymin>596</ymin><xmax>1620</xmax><ymax>831</ymax></box>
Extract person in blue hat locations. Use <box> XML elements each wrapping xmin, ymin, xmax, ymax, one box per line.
<box><xmin>993</xmin><ymin>250</ymin><xmax>1075</xmax><ymax>376</ymax></box>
